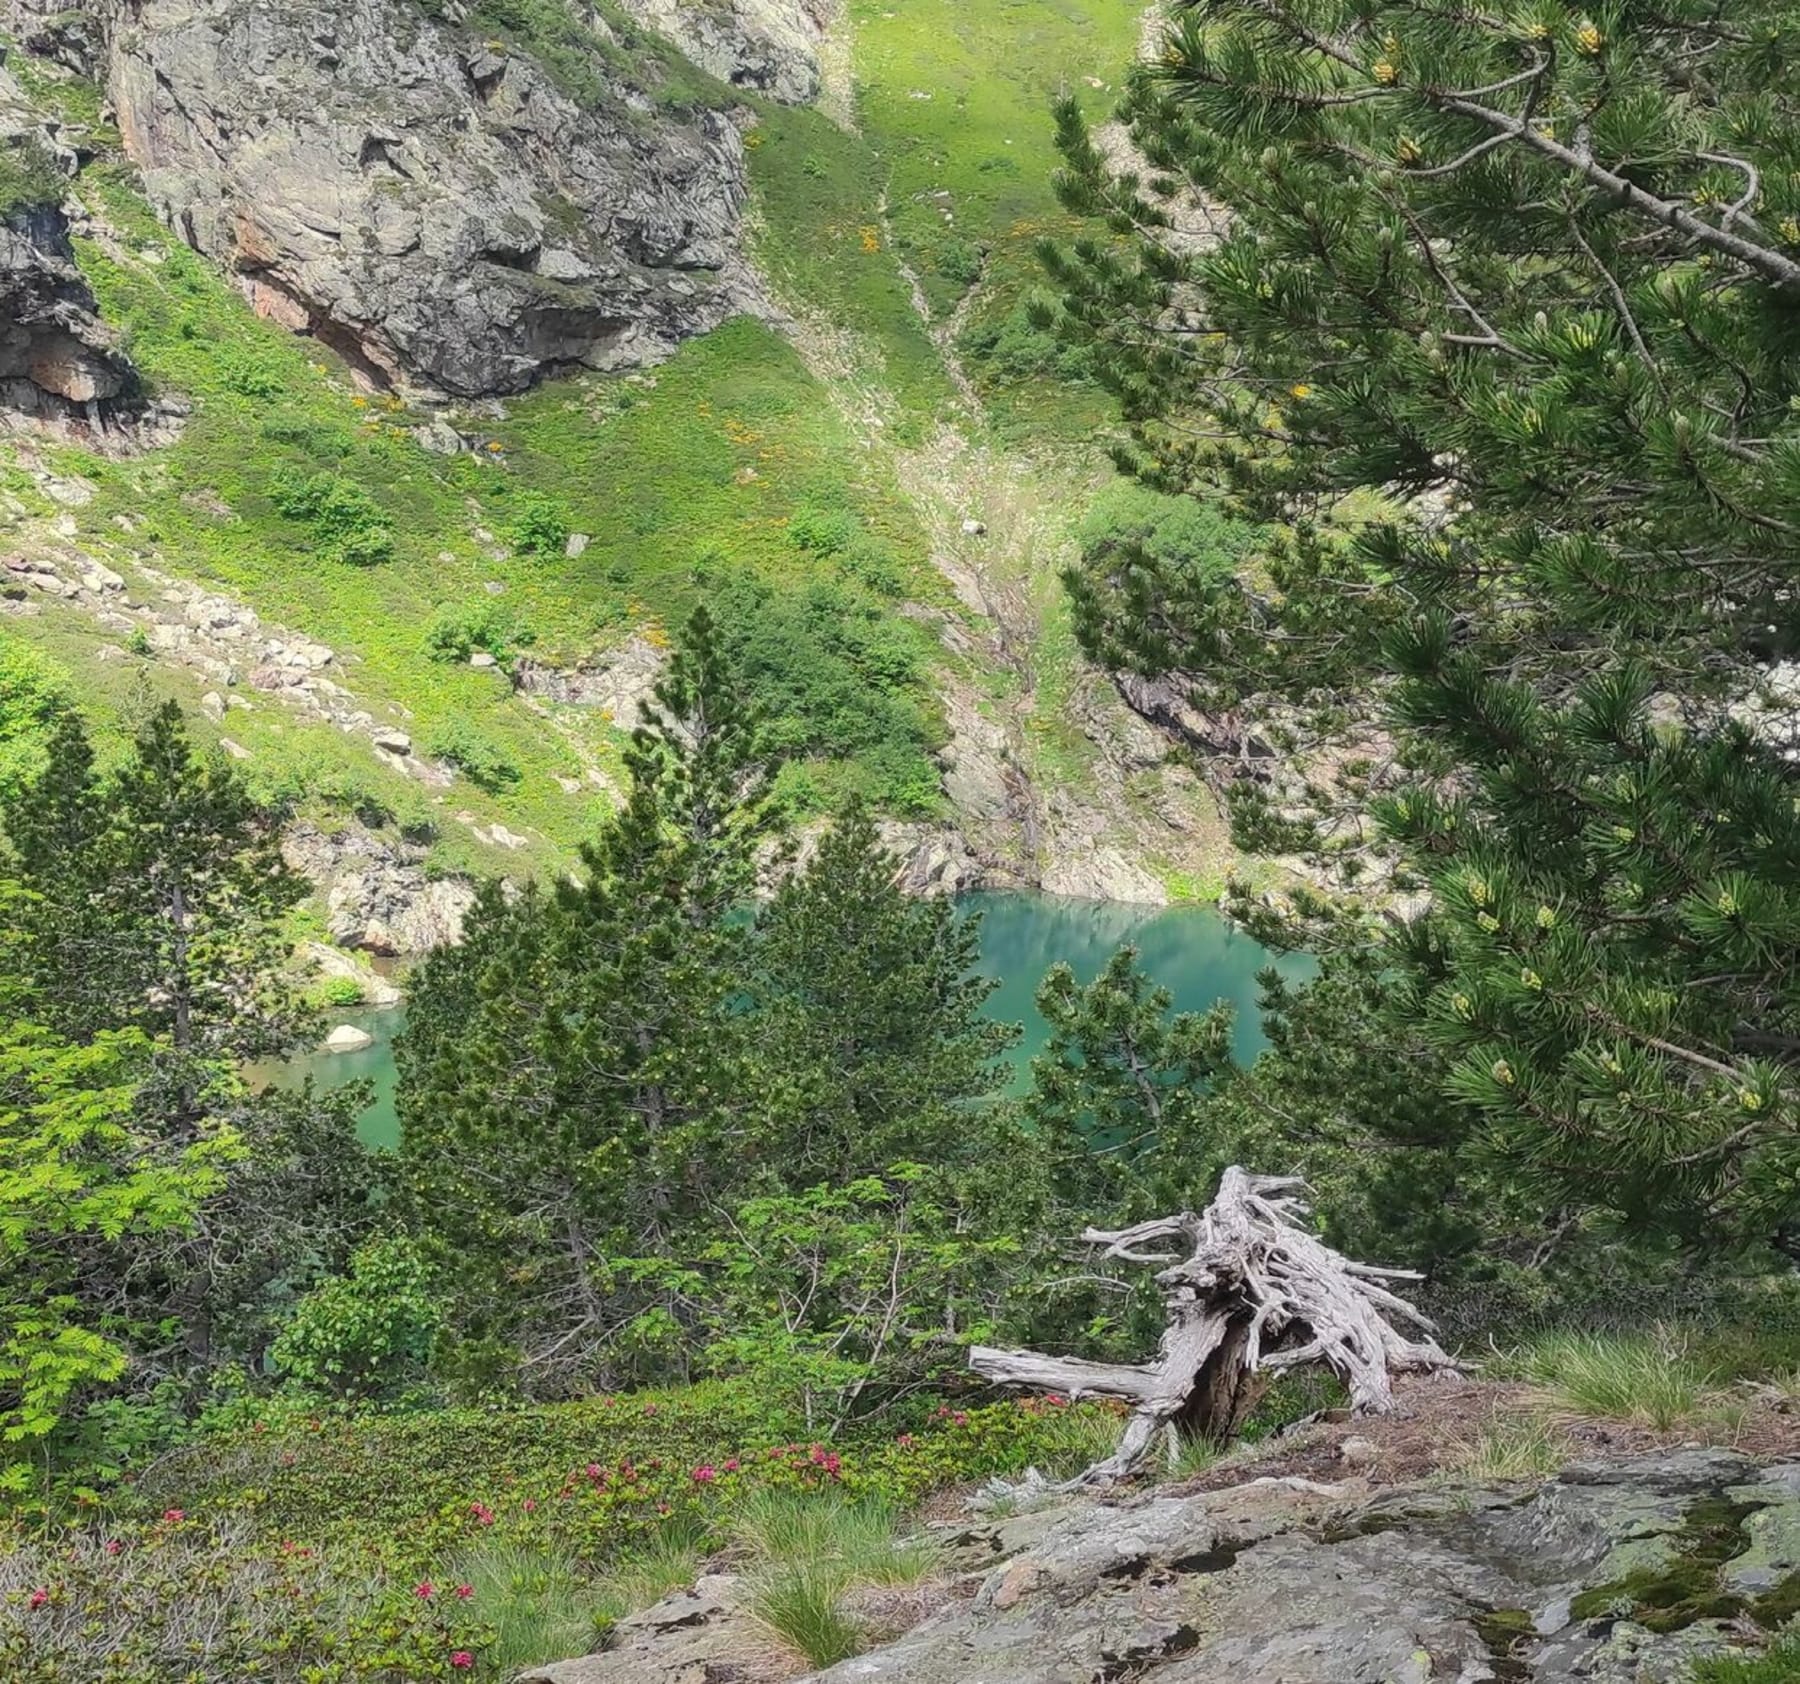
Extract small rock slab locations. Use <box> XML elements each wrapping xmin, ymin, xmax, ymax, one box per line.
<box><xmin>322</xmin><ymin>1023</ymin><xmax>375</xmax><ymax>1054</ymax></box>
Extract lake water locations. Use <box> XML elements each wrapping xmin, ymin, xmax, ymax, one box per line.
<box><xmin>267</xmin><ymin>892</ymin><xmax>1309</xmax><ymax>1150</ymax></box>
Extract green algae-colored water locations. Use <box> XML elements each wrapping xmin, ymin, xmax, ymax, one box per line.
<box><xmin>268</xmin><ymin>892</ymin><xmax>1310</xmax><ymax>1150</ymax></box>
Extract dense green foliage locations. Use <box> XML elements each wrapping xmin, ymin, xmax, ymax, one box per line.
<box><xmin>397</xmin><ymin>612</ymin><xmax>1027</xmax><ymax>1399</ymax></box>
<box><xmin>0</xmin><ymin>703</ymin><xmax>383</xmax><ymax>1495</ymax></box>
<box><xmin>0</xmin><ymin>1023</ymin><xmax>225</xmax><ymax>1490</ymax></box>
<box><xmin>1043</xmin><ymin>0</ymin><xmax>1800</xmax><ymax>1254</ymax></box>
<box><xmin>1031</xmin><ymin>945</ymin><xmax>1233</xmax><ymax>1215</ymax></box>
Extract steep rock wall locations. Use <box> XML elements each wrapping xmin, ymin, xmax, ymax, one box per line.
<box><xmin>12</xmin><ymin>0</ymin><xmax>765</xmax><ymax>396</ymax></box>
<box><xmin>0</xmin><ymin>62</ymin><xmax>139</xmax><ymax>426</ymax></box>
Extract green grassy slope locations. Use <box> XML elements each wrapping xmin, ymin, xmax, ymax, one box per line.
<box><xmin>0</xmin><ymin>0</ymin><xmax>1192</xmax><ymax>891</ymax></box>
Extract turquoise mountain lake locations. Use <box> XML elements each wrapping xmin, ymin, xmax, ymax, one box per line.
<box><xmin>268</xmin><ymin>891</ymin><xmax>1310</xmax><ymax>1149</ymax></box>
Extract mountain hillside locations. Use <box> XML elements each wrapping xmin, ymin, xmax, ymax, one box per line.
<box><xmin>0</xmin><ymin>0</ymin><xmax>1237</xmax><ymax>954</ymax></box>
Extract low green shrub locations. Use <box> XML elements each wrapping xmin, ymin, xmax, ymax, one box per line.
<box><xmin>145</xmin><ymin>1389</ymin><xmax>1113</xmax><ymax>1569</ymax></box>
<box><xmin>424</xmin><ymin>599</ymin><xmax>534</xmax><ymax>664</ymax></box>
<box><xmin>1073</xmin><ymin>481</ymin><xmax>1261</xmax><ymax>589</ymax></box>
<box><xmin>505</xmin><ymin>492</ymin><xmax>573</xmax><ymax>560</ymax></box>
<box><xmin>272</xmin><ymin>1236</ymin><xmax>444</xmax><ymax>1403</ymax></box>
<box><xmin>0</xmin><ymin>632</ymin><xmax>70</xmax><ymax>803</ymax></box>
<box><xmin>268</xmin><ymin>469</ymin><xmax>396</xmax><ymax>566</ymax></box>
<box><xmin>306</xmin><ymin>975</ymin><xmax>367</xmax><ymax>1010</ymax></box>
<box><xmin>789</xmin><ymin>504</ymin><xmax>858</xmax><ymax>557</ymax></box>
<box><xmin>0</xmin><ymin>136</ymin><xmax>66</xmax><ymax>216</ymax></box>
<box><xmin>936</xmin><ymin>237</ymin><xmax>983</xmax><ymax>288</ymax></box>
<box><xmin>0</xmin><ymin>1512</ymin><xmax>488</xmax><ymax>1682</ymax></box>
<box><xmin>428</xmin><ymin>720</ymin><xmax>522</xmax><ymax>793</ymax></box>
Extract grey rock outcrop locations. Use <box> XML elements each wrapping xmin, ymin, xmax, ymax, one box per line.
<box><xmin>513</xmin><ymin>636</ymin><xmax>667</xmax><ymax>731</ymax></box>
<box><xmin>531</xmin><ymin>1450</ymin><xmax>1800</xmax><ymax>1684</ymax></box>
<box><xmin>521</xmin><ymin>1575</ymin><xmax>774</xmax><ymax>1684</ymax></box>
<box><xmin>60</xmin><ymin>0</ymin><xmax>762</xmax><ymax>396</ymax></box>
<box><xmin>613</xmin><ymin>0</ymin><xmax>833</xmax><ymax>104</ymax></box>
<box><xmin>798</xmin><ymin>1450</ymin><xmax>1787</xmax><ymax>1684</ymax></box>
<box><xmin>0</xmin><ymin>65</ymin><xmax>138</xmax><ymax>425</ymax></box>
<box><xmin>282</xmin><ymin>820</ymin><xmax>478</xmax><ymax>955</ymax></box>
<box><xmin>0</xmin><ymin>202</ymin><xmax>132</xmax><ymax>416</ymax></box>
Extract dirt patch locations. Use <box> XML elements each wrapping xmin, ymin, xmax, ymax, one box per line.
<box><xmin>1169</xmin><ymin>1372</ymin><xmax>1800</xmax><ymax>1495</ymax></box>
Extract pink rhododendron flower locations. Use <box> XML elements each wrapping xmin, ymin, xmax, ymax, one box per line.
<box><xmin>415</xmin><ymin>1582</ymin><xmax>435</xmax><ymax>1600</ymax></box>
<box><xmin>28</xmin><ymin>1588</ymin><xmax>48</xmax><ymax>1610</ymax></box>
<box><xmin>104</xmin><ymin>1539</ymin><xmax>123</xmax><ymax>1556</ymax></box>
<box><xmin>692</xmin><ymin>1465</ymin><xmax>717</xmax><ymax>1484</ymax></box>
<box><xmin>450</xmin><ymin>1651</ymin><xmax>474</xmax><ymax>1669</ymax></box>
<box><xmin>162</xmin><ymin>1509</ymin><xmax>184</xmax><ymax>1523</ymax></box>
<box><xmin>585</xmin><ymin>1463</ymin><xmax>602</xmax><ymax>1479</ymax></box>
<box><xmin>723</xmin><ymin>1458</ymin><xmax>739</xmax><ymax>1473</ymax></box>
<box><xmin>455</xmin><ymin>1584</ymin><xmax>474</xmax><ymax>1600</ymax></box>
<box><xmin>523</xmin><ymin>1498</ymin><xmax>537</xmax><ymax>1512</ymax></box>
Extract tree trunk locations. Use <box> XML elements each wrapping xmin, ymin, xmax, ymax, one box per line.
<box><xmin>969</xmin><ymin>1167</ymin><xmax>1458</xmax><ymax>1486</ymax></box>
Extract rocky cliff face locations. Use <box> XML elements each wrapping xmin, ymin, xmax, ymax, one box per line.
<box><xmin>19</xmin><ymin>0</ymin><xmax>764</xmax><ymax>397</ymax></box>
<box><xmin>0</xmin><ymin>62</ymin><xmax>139</xmax><ymax>426</ymax></box>
<box><xmin>613</xmin><ymin>0</ymin><xmax>833</xmax><ymax>105</ymax></box>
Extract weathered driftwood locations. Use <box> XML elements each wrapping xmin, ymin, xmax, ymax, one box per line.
<box><xmin>970</xmin><ymin>1167</ymin><xmax>1457</xmax><ymax>1485</ymax></box>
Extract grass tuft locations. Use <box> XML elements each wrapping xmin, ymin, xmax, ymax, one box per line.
<box><xmin>731</xmin><ymin>1490</ymin><xmax>938</xmax><ymax>1667</ymax></box>
<box><xmin>1505</xmin><ymin>1330</ymin><xmax>1717</xmax><ymax>1430</ymax></box>
<box><xmin>1691</xmin><ymin>1635</ymin><xmax>1800</xmax><ymax>1683</ymax></box>
<box><xmin>594</xmin><ymin>1530</ymin><xmax>705</xmax><ymax>1624</ymax></box>
<box><xmin>448</xmin><ymin>1541</ymin><xmax>606</xmax><ymax>1675</ymax></box>
<box><xmin>1445</xmin><ymin>1412</ymin><xmax>1572</xmax><ymax>1482</ymax></box>
<box><xmin>747</xmin><ymin>1560</ymin><xmax>867</xmax><ymax>1669</ymax></box>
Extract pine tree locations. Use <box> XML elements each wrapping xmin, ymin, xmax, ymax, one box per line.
<box><xmin>396</xmin><ymin>611</ymin><xmax>782</xmax><ymax>1393</ymax></box>
<box><xmin>3</xmin><ymin>702</ymin><xmax>311</xmax><ymax>1066</ymax></box>
<box><xmin>1041</xmin><ymin>0</ymin><xmax>1800</xmax><ymax>1248</ymax></box>
<box><xmin>0</xmin><ymin>704</ymin><xmax>376</xmax><ymax>1402</ymax></box>
<box><xmin>751</xmin><ymin>801</ymin><xmax>1017</xmax><ymax>1181</ymax></box>
<box><xmin>0</xmin><ymin>1015</ymin><xmax>231</xmax><ymax>1493</ymax></box>
<box><xmin>1025</xmin><ymin>946</ymin><xmax>1234</xmax><ymax>1220</ymax></box>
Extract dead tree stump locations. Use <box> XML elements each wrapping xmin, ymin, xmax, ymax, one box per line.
<box><xmin>969</xmin><ymin>1167</ymin><xmax>1458</xmax><ymax>1486</ymax></box>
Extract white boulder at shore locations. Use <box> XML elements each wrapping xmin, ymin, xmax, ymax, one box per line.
<box><xmin>323</xmin><ymin>1024</ymin><xmax>376</xmax><ymax>1055</ymax></box>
